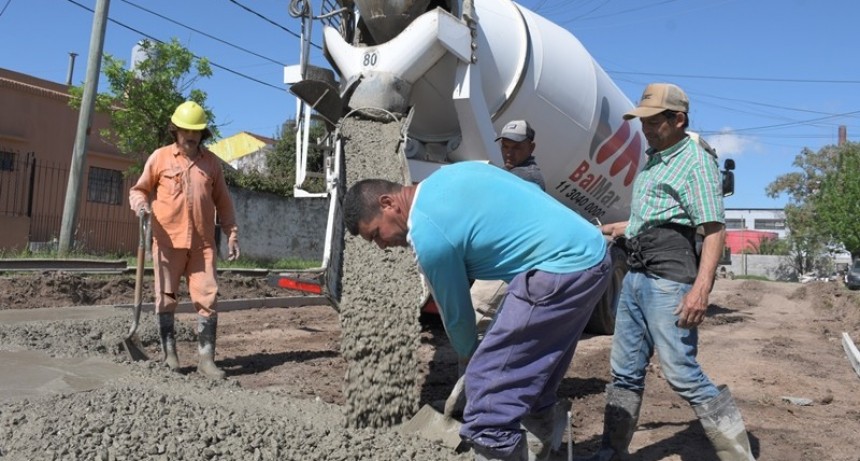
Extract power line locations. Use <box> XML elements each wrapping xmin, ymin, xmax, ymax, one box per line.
<box><xmin>120</xmin><ymin>0</ymin><xmax>286</xmax><ymax>66</ymax></box>
<box><xmin>64</xmin><ymin>0</ymin><xmax>286</xmax><ymax>93</ymax></box>
<box><xmin>608</xmin><ymin>69</ymin><xmax>860</xmax><ymax>85</ymax></box>
<box><xmin>699</xmin><ymin>110</ymin><xmax>860</xmax><ymax>135</ymax></box>
<box><xmin>226</xmin><ymin>0</ymin><xmax>322</xmax><ymax>50</ymax></box>
<box><xmin>0</xmin><ymin>0</ymin><xmax>12</xmax><ymax>18</ymax></box>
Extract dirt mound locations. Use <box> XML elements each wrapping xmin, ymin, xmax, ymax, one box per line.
<box><xmin>0</xmin><ymin>271</ymin><xmax>293</xmax><ymax>310</ymax></box>
<box><xmin>791</xmin><ymin>281</ymin><xmax>860</xmax><ymax>339</ymax></box>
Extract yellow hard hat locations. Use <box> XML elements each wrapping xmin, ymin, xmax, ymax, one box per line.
<box><xmin>170</xmin><ymin>101</ymin><xmax>208</xmax><ymax>130</ymax></box>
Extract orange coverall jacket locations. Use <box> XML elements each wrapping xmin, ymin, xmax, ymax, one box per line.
<box><xmin>129</xmin><ymin>143</ymin><xmax>238</xmax><ymax>250</ymax></box>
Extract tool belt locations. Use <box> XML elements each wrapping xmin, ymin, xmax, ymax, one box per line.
<box><xmin>623</xmin><ymin>223</ymin><xmax>699</xmax><ymax>284</ymax></box>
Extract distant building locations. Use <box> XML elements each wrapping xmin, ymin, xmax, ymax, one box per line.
<box><xmin>725</xmin><ymin>208</ymin><xmax>787</xmax><ymax>238</ymax></box>
<box><xmin>208</xmin><ymin>131</ymin><xmax>276</xmax><ymax>173</ymax></box>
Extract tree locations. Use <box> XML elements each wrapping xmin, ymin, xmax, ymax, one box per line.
<box><xmin>755</xmin><ymin>236</ymin><xmax>790</xmax><ymax>255</ymax></box>
<box><xmin>766</xmin><ymin>145</ymin><xmax>841</xmax><ymax>275</ymax></box>
<box><xmin>267</xmin><ymin>119</ymin><xmax>329</xmax><ymax>193</ymax></box>
<box><xmin>814</xmin><ymin>142</ymin><xmax>860</xmax><ymax>260</ymax></box>
<box><xmin>69</xmin><ymin>38</ymin><xmax>216</xmax><ymax>172</ymax></box>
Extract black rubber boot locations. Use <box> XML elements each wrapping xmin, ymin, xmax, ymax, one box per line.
<box><xmin>157</xmin><ymin>313</ymin><xmax>180</xmax><ymax>371</ymax></box>
<box><xmin>196</xmin><ymin>314</ymin><xmax>226</xmax><ymax>380</ymax></box>
<box><xmin>574</xmin><ymin>385</ymin><xmax>642</xmax><ymax>461</ymax></box>
<box><xmin>693</xmin><ymin>385</ymin><xmax>755</xmax><ymax>461</ymax></box>
<box><xmin>521</xmin><ymin>399</ymin><xmax>571</xmax><ymax>460</ymax></box>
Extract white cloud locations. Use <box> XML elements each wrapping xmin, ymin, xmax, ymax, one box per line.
<box><xmin>705</xmin><ymin>128</ymin><xmax>759</xmax><ymax>158</ymax></box>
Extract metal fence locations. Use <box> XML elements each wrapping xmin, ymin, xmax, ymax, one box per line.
<box><xmin>0</xmin><ymin>151</ymin><xmax>138</xmax><ymax>255</ymax></box>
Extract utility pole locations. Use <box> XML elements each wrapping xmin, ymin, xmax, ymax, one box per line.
<box><xmin>58</xmin><ymin>0</ymin><xmax>110</xmax><ymax>256</ymax></box>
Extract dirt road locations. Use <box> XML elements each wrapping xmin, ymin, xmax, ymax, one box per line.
<box><xmin>1</xmin><ymin>272</ymin><xmax>859</xmax><ymax>460</ymax></box>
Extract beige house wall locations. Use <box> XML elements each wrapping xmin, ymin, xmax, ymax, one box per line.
<box><xmin>0</xmin><ymin>67</ymin><xmax>135</xmax><ymax>254</ymax></box>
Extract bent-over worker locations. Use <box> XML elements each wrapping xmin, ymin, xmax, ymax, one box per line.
<box><xmin>343</xmin><ymin>161</ymin><xmax>611</xmax><ymax>461</ymax></box>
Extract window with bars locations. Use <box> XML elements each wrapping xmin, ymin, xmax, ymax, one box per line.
<box><xmin>754</xmin><ymin>218</ymin><xmax>786</xmax><ymax>230</ymax></box>
<box><xmin>87</xmin><ymin>166</ymin><xmax>123</xmax><ymax>205</ymax></box>
<box><xmin>725</xmin><ymin>218</ymin><xmax>746</xmax><ymax>229</ymax></box>
<box><xmin>0</xmin><ymin>149</ymin><xmax>15</xmax><ymax>171</ymax></box>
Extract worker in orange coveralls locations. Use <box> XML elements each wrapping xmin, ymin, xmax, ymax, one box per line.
<box><xmin>129</xmin><ymin>100</ymin><xmax>240</xmax><ymax>379</ymax></box>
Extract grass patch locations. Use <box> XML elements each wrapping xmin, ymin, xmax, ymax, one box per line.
<box><xmin>733</xmin><ymin>274</ymin><xmax>771</xmax><ymax>281</ymax></box>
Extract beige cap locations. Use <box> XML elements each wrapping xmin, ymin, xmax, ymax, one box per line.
<box><xmin>623</xmin><ymin>83</ymin><xmax>689</xmax><ymax>120</ymax></box>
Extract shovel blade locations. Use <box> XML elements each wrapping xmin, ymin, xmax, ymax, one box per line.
<box><xmin>120</xmin><ymin>334</ymin><xmax>149</xmax><ymax>362</ymax></box>
<box><xmin>399</xmin><ymin>404</ymin><xmax>464</xmax><ymax>449</ymax></box>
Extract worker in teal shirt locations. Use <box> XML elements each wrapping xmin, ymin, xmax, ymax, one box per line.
<box><xmin>343</xmin><ymin>161</ymin><xmax>610</xmax><ymax>461</ymax></box>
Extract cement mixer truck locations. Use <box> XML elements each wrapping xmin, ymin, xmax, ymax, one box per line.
<box><xmin>277</xmin><ymin>0</ymin><xmax>734</xmax><ymax>334</ymax></box>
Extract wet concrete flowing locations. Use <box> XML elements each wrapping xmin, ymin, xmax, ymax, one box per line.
<box><xmin>338</xmin><ymin>116</ymin><xmax>429</xmax><ymax>428</ymax></box>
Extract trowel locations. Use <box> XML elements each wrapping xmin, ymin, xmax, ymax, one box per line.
<box><xmin>120</xmin><ymin>212</ymin><xmax>150</xmax><ymax>362</ymax></box>
<box><xmin>399</xmin><ymin>375</ymin><xmax>466</xmax><ymax>450</ymax></box>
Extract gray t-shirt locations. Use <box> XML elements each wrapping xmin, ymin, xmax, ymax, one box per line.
<box><xmin>509</xmin><ymin>156</ymin><xmax>546</xmax><ymax>191</ymax></box>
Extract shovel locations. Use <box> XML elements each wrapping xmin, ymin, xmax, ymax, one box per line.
<box><xmin>120</xmin><ymin>212</ymin><xmax>150</xmax><ymax>361</ymax></box>
<box><xmin>399</xmin><ymin>374</ymin><xmax>466</xmax><ymax>450</ymax></box>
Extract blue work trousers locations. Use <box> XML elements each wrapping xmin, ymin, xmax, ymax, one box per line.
<box><xmin>609</xmin><ymin>270</ymin><xmax>718</xmax><ymax>405</ymax></box>
<box><xmin>461</xmin><ymin>251</ymin><xmax>611</xmax><ymax>457</ymax></box>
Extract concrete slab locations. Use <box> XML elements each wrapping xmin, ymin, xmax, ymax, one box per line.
<box><xmin>0</xmin><ymin>348</ymin><xmax>129</xmax><ymax>403</ymax></box>
<box><xmin>0</xmin><ymin>305</ymin><xmax>119</xmax><ymax>325</ymax></box>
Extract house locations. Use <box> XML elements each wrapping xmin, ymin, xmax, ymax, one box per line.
<box><xmin>0</xmin><ymin>67</ymin><xmax>137</xmax><ymax>254</ymax></box>
<box><xmin>208</xmin><ymin>131</ymin><xmax>276</xmax><ymax>173</ymax></box>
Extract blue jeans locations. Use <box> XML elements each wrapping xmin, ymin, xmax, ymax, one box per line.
<box><xmin>609</xmin><ymin>270</ymin><xmax>718</xmax><ymax>406</ymax></box>
<box><xmin>461</xmin><ymin>251</ymin><xmax>612</xmax><ymax>457</ymax></box>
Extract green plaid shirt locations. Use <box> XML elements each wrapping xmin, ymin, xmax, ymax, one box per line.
<box><xmin>625</xmin><ymin>135</ymin><xmax>724</xmax><ymax>238</ymax></box>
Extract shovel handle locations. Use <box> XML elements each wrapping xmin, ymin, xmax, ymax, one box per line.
<box><xmin>127</xmin><ymin>213</ymin><xmax>150</xmax><ymax>338</ymax></box>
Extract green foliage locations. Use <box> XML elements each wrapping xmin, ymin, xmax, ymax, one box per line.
<box><xmin>268</xmin><ymin>120</ymin><xmax>329</xmax><ymax>194</ymax></box>
<box><xmin>754</xmin><ymin>236</ymin><xmax>791</xmax><ymax>255</ymax></box>
<box><xmin>223</xmin><ymin>167</ymin><xmax>294</xmax><ymax>197</ymax></box>
<box><xmin>68</xmin><ymin>38</ymin><xmax>217</xmax><ymax>173</ymax></box>
<box><xmin>814</xmin><ymin>142</ymin><xmax>860</xmax><ymax>260</ymax></box>
<box><xmin>766</xmin><ymin>144</ymin><xmax>845</xmax><ymax>274</ymax></box>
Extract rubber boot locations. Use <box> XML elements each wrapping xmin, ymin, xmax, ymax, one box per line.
<box><xmin>157</xmin><ymin>313</ymin><xmax>180</xmax><ymax>371</ymax></box>
<box><xmin>692</xmin><ymin>385</ymin><xmax>755</xmax><ymax>461</ymax></box>
<box><xmin>473</xmin><ymin>431</ymin><xmax>530</xmax><ymax>461</ymax></box>
<box><xmin>522</xmin><ymin>399</ymin><xmax>571</xmax><ymax>461</ymax></box>
<box><xmin>573</xmin><ymin>385</ymin><xmax>642</xmax><ymax>461</ymax></box>
<box><xmin>196</xmin><ymin>314</ymin><xmax>226</xmax><ymax>379</ymax></box>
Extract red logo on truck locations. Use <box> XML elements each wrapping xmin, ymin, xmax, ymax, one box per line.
<box><xmin>594</xmin><ymin>120</ymin><xmax>641</xmax><ymax>187</ymax></box>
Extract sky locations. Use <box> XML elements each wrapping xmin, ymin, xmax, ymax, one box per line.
<box><xmin>2</xmin><ymin>0</ymin><xmax>858</xmax><ymax>209</ymax></box>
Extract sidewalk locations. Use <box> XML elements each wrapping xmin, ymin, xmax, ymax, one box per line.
<box><xmin>0</xmin><ymin>305</ymin><xmax>129</xmax><ymax>404</ymax></box>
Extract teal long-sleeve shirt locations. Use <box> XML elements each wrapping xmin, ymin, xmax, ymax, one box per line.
<box><xmin>407</xmin><ymin>162</ymin><xmax>607</xmax><ymax>358</ymax></box>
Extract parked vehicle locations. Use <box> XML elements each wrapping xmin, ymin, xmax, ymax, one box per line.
<box><xmin>845</xmin><ymin>260</ymin><xmax>860</xmax><ymax>290</ymax></box>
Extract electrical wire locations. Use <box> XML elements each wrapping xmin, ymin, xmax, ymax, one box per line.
<box><xmin>63</xmin><ymin>0</ymin><xmax>286</xmax><ymax>93</ymax></box>
<box><xmin>0</xmin><ymin>0</ymin><xmax>12</xmax><ymax>18</ymax></box>
<box><xmin>121</xmin><ymin>0</ymin><xmax>287</xmax><ymax>66</ymax></box>
<box><xmin>227</xmin><ymin>0</ymin><xmax>321</xmax><ymax>50</ymax></box>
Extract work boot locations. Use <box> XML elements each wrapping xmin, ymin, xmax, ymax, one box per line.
<box><xmin>522</xmin><ymin>399</ymin><xmax>571</xmax><ymax>460</ymax></box>
<box><xmin>692</xmin><ymin>385</ymin><xmax>755</xmax><ymax>461</ymax></box>
<box><xmin>473</xmin><ymin>431</ymin><xmax>529</xmax><ymax>461</ymax></box>
<box><xmin>157</xmin><ymin>313</ymin><xmax>180</xmax><ymax>371</ymax></box>
<box><xmin>573</xmin><ymin>385</ymin><xmax>642</xmax><ymax>461</ymax></box>
<box><xmin>196</xmin><ymin>314</ymin><xmax>226</xmax><ymax>380</ymax></box>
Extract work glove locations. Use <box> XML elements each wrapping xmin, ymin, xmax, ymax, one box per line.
<box><xmin>227</xmin><ymin>235</ymin><xmax>240</xmax><ymax>261</ymax></box>
<box><xmin>443</xmin><ymin>374</ymin><xmax>467</xmax><ymax>418</ymax></box>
